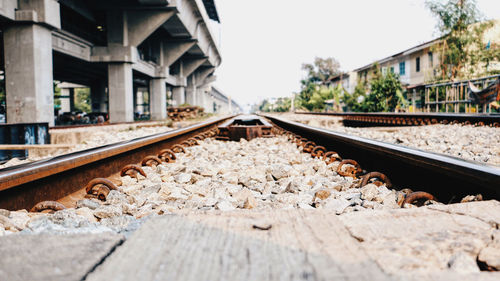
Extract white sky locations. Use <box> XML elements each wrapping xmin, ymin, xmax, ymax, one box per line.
<box><xmin>213</xmin><ymin>0</ymin><xmax>500</xmax><ymax>108</ymax></box>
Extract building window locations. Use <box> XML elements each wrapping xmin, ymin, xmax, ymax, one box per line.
<box><xmin>428</xmin><ymin>52</ymin><xmax>433</xmax><ymax>67</ymax></box>
<box><xmin>390</xmin><ymin>66</ymin><xmax>394</xmax><ymax>73</ymax></box>
<box><xmin>399</xmin><ymin>62</ymin><xmax>406</xmax><ymax>75</ymax></box>
<box><xmin>416</xmin><ymin>57</ymin><xmax>420</xmax><ymax>72</ymax></box>
<box><xmin>382</xmin><ymin>67</ymin><xmax>387</xmax><ymax>75</ymax></box>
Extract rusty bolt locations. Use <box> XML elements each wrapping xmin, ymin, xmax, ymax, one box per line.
<box><xmin>337</xmin><ymin>159</ymin><xmax>362</xmax><ymax>178</ymax></box>
<box><xmin>120</xmin><ymin>164</ymin><xmax>147</xmax><ymax>178</ymax></box>
<box><xmin>311</xmin><ymin>146</ymin><xmax>326</xmax><ymax>158</ymax></box>
<box><xmin>158</xmin><ymin>149</ymin><xmax>176</xmax><ymax>162</ymax></box>
<box><xmin>360</xmin><ymin>172</ymin><xmax>392</xmax><ymax>188</ymax></box>
<box><xmin>323</xmin><ymin>151</ymin><xmax>342</xmax><ymax>164</ymax></box>
<box><xmin>402</xmin><ymin>191</ymin><xmax>437</xmax><ymax>207</ymax></box>
<box><xmin>85</xmin><ymin>177</ymin><xmax>119</xmax><ymax>194</ymax></box>
<box><xmin>302</xmin><ymin>141</ymin><xmax>316</xmax><ymax>153</ymax></box>
<box><xmin>171</xmin><ymin>144</ymin><xmax>186</xmax><ymax>153</ymax></box>
<box><xmin>30</xmin><ymin>201</ymin><xmax>66</xmax><ymax>213</ymax></box>
<box><xmin>141</xmin><ymin>155</ymin><xmax>163</xmax><ymax>167</ymax></box>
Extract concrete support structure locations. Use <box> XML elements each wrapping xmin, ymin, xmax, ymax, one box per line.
<box><xmin>172</xmin><ymin>87</ymin><xmax>186</xmax><ymax>106</ymax></box>
<box><xmin>108</xmin><ymin>63</ymin><xmax>134</xmax><ymax>123</ymax></box>
<box><xmin>4</xmin><ymin>24</ymin><xmax>55</xmax><ymax>125</ymax></box>
<box><xmin>1</xmin><ymin>0</ymin><xmax>222</xmax><ymax>125</ymax></box>
<box><xmin>150</xmin><ymin>78</ymin><xmax>167</xmax><ymax>120</ymax></box>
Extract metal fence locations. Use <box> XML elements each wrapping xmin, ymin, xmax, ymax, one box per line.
<box><xmin>424</xmin><ymin>74</ymin><xmax>500</xmax><ymax>113</ymax></box>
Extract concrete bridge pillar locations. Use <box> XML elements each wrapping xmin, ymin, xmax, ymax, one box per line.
<box><xmin>108</xmin><ymin>63</ymin><xmax>134</xmax><ymax>123</ymax></box>
<box><xmin>185</xmin><ymin>76</ymin><xmax>197</xmax><ymax>106</ymax></box>
<box><xmin>172</xmin><ymin>87</ymin><xmax>185</xmax><ymax>106</ymax></box>
<box><xmin>150</xmin><ymin>78</ymin><xmax>167</xmax><ymax>120</ymax></box>
<box><xmin>4</xmin><ymin>24</ymin><xmax>54</xmax><ymax>126</ymax></box>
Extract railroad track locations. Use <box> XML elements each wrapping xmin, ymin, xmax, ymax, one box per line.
<box><xmin>295</xmin><ymin>111</ymin><xmax>500</xmax><ymax>127</ymax></box>
<box><xmin>0</xmin><ymin>115</ymin><xmax>234</xmax><ymax>210</ymax></box>
<box><xmin>0</xmin><ymin>114</ymin><xmax>498</xmax><ymax>213</ymax></box>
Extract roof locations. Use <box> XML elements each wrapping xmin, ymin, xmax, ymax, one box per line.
<box><xmin>202</xmin><ymin>0</ymin><xmax>220</xmax><ymax>23</ymax></box>
<box><xmin>353</xmin><ymin>37</ymin><xmax>442</xmax><ymax>72</ymax></box>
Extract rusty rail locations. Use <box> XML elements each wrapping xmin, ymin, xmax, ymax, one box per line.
<box><xmin>294</xmin><ymin>112</ymin><xmax>500</xmax><ymax>127</ymax></box>
<box><xmin>0</xmin><ymin>115</ymin><xmax>235</xmax><ymax>210</ymax></box>
<box><xmin>264</xmin><ymin>114</ymin><xmax>500</xmax><ymax>202</ymax></box>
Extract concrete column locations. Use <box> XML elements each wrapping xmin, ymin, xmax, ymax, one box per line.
<box><xmin>185</xmin><ymin>76</ymin><xmax>197</xmax><ymax>106</ymax></box>
<box><xmin>108</xmin><ymin>63</ymin><xmax>134</xmax><ymax>123</ymax></box>
<box><xmin>150</xmin><ymin>79</ymin><xmax>167</xmax><ymax>120</ymax></box>
<box><xmin>4</xmin><ymin>24</ymin><xmax>54</xmax><ymax>125</ymax></box>
<box><xmin>172</xmin><ymin>87</ymin><xmax>185</xmax><ymax>106</ymax></box>
<box><xmin>91</xmin><ymin>81</ymin><xmax>108</xmax><ymax>113</ymax></box>
<box><xmin>60</xmin><ymin>88</ymin><xmax>71</xmax><ymax>113</ymax></box>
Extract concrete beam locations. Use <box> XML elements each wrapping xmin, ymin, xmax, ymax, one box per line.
<box><xmin>162</xmin><ymin>41</ymin><xmax>196</xmax><ymax>67</ymax></box>
<box><xmin>4</xmin><ymin>24</ymin><xmax>55</xmax><ymax>126</ymax></box>
<box><xmin>127</xmin><ymin>10</ymin><xmax>175</xmax><ymax>46</ymax></box>
<box><xmin>182</xmin><ymin>58</ymin><xmax>207</xmax><ymax>77</ymax></box>
<box><xmin>195</xmin><ymin>67</ymin><xmax>215</xmax><ymax>87</ymax></box>
<box><xmin>165</xmin><ymin>75</ymin><xmax>186</xmax><ymax>87</ymax></box>
<box><xmin>16</xmin><ymin>0</ymin><xmax>60</xmax><ymax>29</ymax></box>
<box><xmin>52</xmin><ymin>30</ymin><xmax>93</xmax><ymax>61</ymax></box>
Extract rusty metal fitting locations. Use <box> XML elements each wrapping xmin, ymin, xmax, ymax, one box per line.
<box><xmin>430</xmin><ymin>118</ymin><xmax>437</xmax><ymax>124</ymax></box>
<box><xmin>120</xmin><ymin>164</ymin><xmax>147</xmax><ymax>178</ymax></box>
<box><xmin>463</xmin><ymin>120</ymin><xmax>471</xmax><ymax>125</ymax></box>
<box><xmin>450</xmin><ymin>120</ymin><xmax>459</xmax><ymax>125</ymax></box>
<box><xmin>171</xmin><ymin>144</ymin><xmax>186</xmax><ymax>153</ymax></box>
<box><xmin>85</xmin><ymin>177</ymin><xmax>119</xmax><ymax>194</ymax></box>
<box><xmin>194</xmin><ymin>134</ymin><xmax>205</xmax><ymax>140</ymax></box>
<box><xmin>158</xmin><ymin>149</ymin><xmax>176</xmax><ymax>162</ymax></box>
<box><xmin>475</xmin><ymin>121</ymin><xmax>485</xmax><ymax>126</ymax></box>
<box><xmin>441</xmin><ymin>120</ymin><xmax>449</xmax><ymax>125</ymax></box>
<box><xmin>402</xmin><ymin>191</ymin><xmax>437</xmax><ymax>207</ymax></box>
<box><xmin>493</xmin><ymin>122</ymin><xmax>499</xmax><ymax>128</ymax></box>
<box><xmin>141</xmin><ymin>155</ymin><xmax>163</xmax><ymax>167</ymax></box>
<box><xmin>180</xmin><ymin>140</ymin><xmax>192</xmax><ymax>147</ymax></box>
<box><xmin>30</xmin><ymin>201</ymin><xmax>65</xmax><ymax>213</ymax></box>
<box><xmin>97</xmin><ymin>186</ymin><xmax>110</xmax><ymax>201</ymax></box>
<box><xmin>187</xmin><ymin>138</ymin><xmax>199</xmax><ymax>145</ymax></box>
<box><xmin>337</xmin><ymin>159</ymin><xmax>362</xmax><ymax>178</ymax></box>
<box><xmin>30</xmin><ymin>201</ymin><xmax>66</xmax><ymax>213</ymax></box>
<box><xmin>311</xmin><ymin>146</ymin><xmax>326</xmax><ymax>158</ymax></box>
<box><xmin>323</xmin><ymin>151</ymin><xmax>342</xmax><ymax>164</ymax></box>
<box><xmin>360</xmin><ymin>172</ymin><xmax>392</xmax><ymax>188</ymax></box>
<box><xmin>302</xmin><ymin>141</ymin><xmax>316</xmax><ymax>153</ymax></box>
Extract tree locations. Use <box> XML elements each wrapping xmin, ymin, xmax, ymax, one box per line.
<box><xmin>343</xmin><ymin>82</ymin><xmax>368</xmax><ymax>112</ymax></box>
<box><xmin>426</xmin><ymin>0</ymin><xmax>499</xmax><ymax>79</ymax></box>
<box><xmin>368</xmin><ymin>70</ymin><xmax>404</xmax><ymax>112</ymax></box>
<box><xmin>302</xmin><ymin>57</ymin><xmax>341</xmax><ymax>85</ymax></box>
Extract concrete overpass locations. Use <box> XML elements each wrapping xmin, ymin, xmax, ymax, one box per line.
<box><xmin>206</xmin><ymin>86</ymin><xmax>243</xmax><ymax>114</ymax></box>
<box><xmin>0</xmin><ymin>0</ymin><xmax>222</xmax><ymax>125</ymax></box>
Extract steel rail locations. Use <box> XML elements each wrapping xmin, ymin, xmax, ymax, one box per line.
<box><xmin>295</xmin><ymin>111</ymin><xmax>500</xmax><ymax>127</ymax></box>
<box><xmin>0</xmin><ymin>115</ymin><xmax>235</xmax><ymax>210</ymax></box>
<box><xmin>264</xmin><ymin>114</ymin><xmax>500</xmax><ymax>202</ymax></box>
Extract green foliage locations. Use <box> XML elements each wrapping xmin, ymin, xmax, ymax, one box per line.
<box><xmin>342</xmin><ymin>69</ymin><xmax>406</xmax><ymax>112</ymax></box>
<box><xmin>295</xmin><ymin>82</ymin><xmax>336</xmax><ymax>111</ymax></box>
<box><xmin>426</xmin><ymin>0</ymin><xmax>499</xmax><ymax>79</ymax></box>
<box><xmin>258</xmin><ymin>97</ymin><xmax>291</xmax><ymax>112</ymax></box>
<box><xmin>368</xmin><ymin>70</ymin><xmax>404</xmax><ymax>111</ymax></box>
<box><xmin>343</xmin><ymin>82</ymin><xmax>368</xmax><ymax>112</ymax></box>
<box><xmin>74</xmin><ymin>88</ymin><xmax>91</xmax><ymax>113</ymax></box>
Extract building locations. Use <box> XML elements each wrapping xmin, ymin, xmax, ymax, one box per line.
<box><xmin>0</xmin><ymin>0</ymin><xmax>224</xmax><ymax>125</ymax></box>
<box><xmin>352</xmin><ymin>19</ymin><xmax>500</xmax><ymax>90</ymax></box>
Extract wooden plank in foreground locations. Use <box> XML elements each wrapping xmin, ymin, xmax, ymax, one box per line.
<box><xmin>86</xmin><ymin>210</ymin><xmax>389</xmax><ymax>281</ymax></box>
<box><xmin>0</xmin><ymin>233</ymin><xmax>124</xmax><ymax>281</ymax></box>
